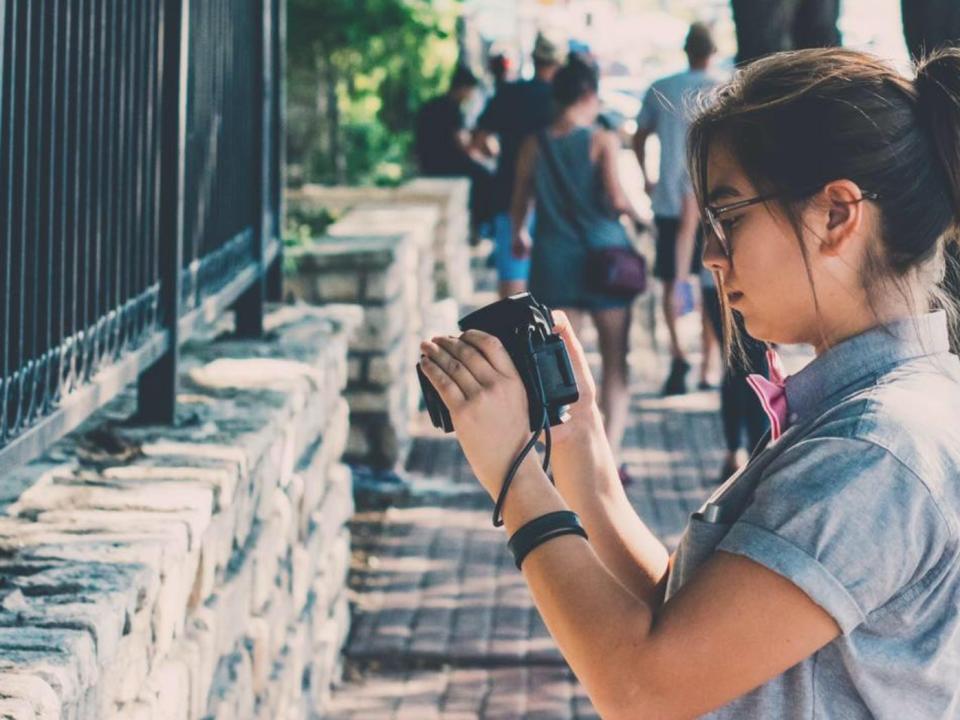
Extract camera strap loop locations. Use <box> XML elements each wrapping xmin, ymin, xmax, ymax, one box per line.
<box><xmin>492</xmin><ymin>409</ymin><xmax>553</xmax><ymax>527</ymax></box>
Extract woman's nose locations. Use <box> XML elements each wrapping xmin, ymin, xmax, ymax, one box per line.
<box><xmin>701</xmin><ymin>231</ymin><xmax>729</xmax><ymax>274</ymax></box>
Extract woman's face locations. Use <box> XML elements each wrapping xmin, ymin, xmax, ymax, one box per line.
<box><xmin>701</xmin><ymin>143</ymin><xmax>823</xmax><ymax>347</ymax></box>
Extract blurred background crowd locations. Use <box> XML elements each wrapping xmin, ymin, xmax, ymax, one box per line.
<box><xmin>285</xmin><ymin>0</ymin><xmax>960</xmax><ymax>484</ymax></box>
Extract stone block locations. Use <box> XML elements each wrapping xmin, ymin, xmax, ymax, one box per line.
<box><xmin>247</xmin><ymin>617</ymin><xmax>272</xmax><ymax>696</ymax></box>
<box><xmin>349</xmin><ymin>302</ymin><xmax>409</xmax><ymax>353</ymax></box>
<box><xmin>312</xmin><ymin>272</ymin><xmax>364</xmax><ymax>304</ymax></box>
<box><xmin>288</xmin><ymin>234</ymin><xmax>408</xmax><ymax>273</ymax></box>
<box><xmin>347</xmin><ymin>356</ymin><xmax>363</xmax><ymax>385</ymax></box>
<box><xmin>0</xmin><ymin>673</ymin><xmax>61</xmax><ymax>720</ymax></box>
<box><xmin>207</xmin><ymin>649</ymin><xmax>255</xmax><ymax>720</ymax></box>
<box><xmin>364</xmin><ymin>260</ymin><xmax>406</xmax><ymax>303</ymax></box>
<box><xmin>101</xmin><ymin>605</ymin><xmax>153</xmax><ymax>709</ymax></box>
<box><xmin>0</xmin><ymin>628</ymin><xmax>96</xmax><ymax>709</ymax></box>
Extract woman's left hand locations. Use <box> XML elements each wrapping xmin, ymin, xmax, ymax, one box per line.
<box><xmin>419</xmin><ymin>331</ymin><xmax>538</xmax><ymax>499</ymax></box>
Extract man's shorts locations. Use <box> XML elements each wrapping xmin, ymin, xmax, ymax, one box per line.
<box><xmin>492</xmin><ymin>212</ymin><xmax>533</xmax><ymax>283</ymax></box>
<box><xmin>653</xmin><ymin>216</ymin><xmax>703</xmax><ymax>282</ymax></box>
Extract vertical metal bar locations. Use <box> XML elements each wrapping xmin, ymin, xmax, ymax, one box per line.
<box><xmin>81</xmin><ymin>0</ymin><xmax>96</xmax><ymax>382</ymax></box>
<box><xmin>91</xmin><ymin>0</ymin><xmax>106</xmax><ymax>375</ymax></box>
<box><xmin>103</xmin><ymin>0</ymin><xmax>118</xmax><ymax>357</ymax></box>
<box><xmin>265</xmin><ymin>0</ymin><xmax>284</xmax><ymax>302</ymax></box>
<box><xmin>60</xmin><ymin>0</ymin><xmax>74</xmax><ymax>395</ymax></box>
<box><xmin>114</xmin><ymin>1</ymin><xmax>129</xmax><ymax>352</ymax></box>
<box><xmin>66</xmin><ymin>0</ymin><xmax>80</xmax><ymax>391</ymax></box>
<box><xmin>131</xmin><ymin>0</ymin><xmax>145</xmax><ymax>337</ymax></box>
<box><xmin>119</xmin><ymin>0</ymin><xmax>133</xmax><ymax>348</ymax></box>
<box><xmin>27</xmin><ymin>0</ymin><xmax>45</xmax><ymax>425</ymax></box>
<box><xmin>75</xmin><ymin>0</ymin><xmax>96</xmax><ymax>383</ymax></box>
<box><xmin>137</xmin><ymin>0</ymin><xmax>188</xmax><ymax>423</ymax></box>
<box><xmin>48</xmin><ymin>0</ymin><xmax>64</xmax><ymax>408</ymax></box>
<box><xmin>149</xmin><ymin>0</ymin><xmax>162</xmax><ymax>318</ymax></box>
<box><xmin>234</xmin><ymin>0</ymin><xmax>268</xmax><ymax>337</ymax></box>
<box><xmin>0</xmin><ymin>0</ymin><xmax>12</xmax><ymax>442</ymax></box>
<box><xmin>17</xmin><ymin>4</ymin><xmax>42</xmax><ymax>425</ymax></box>
<box><xmin>9</xmin><ymin>0</ymin><xmax>24</xmax><ymax>430</ymax></box>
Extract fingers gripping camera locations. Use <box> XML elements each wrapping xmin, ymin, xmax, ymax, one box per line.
<box><xmin>417</xmin><ymin>293</ymin><xmax>580</xmax><ymax>433</ymax></box>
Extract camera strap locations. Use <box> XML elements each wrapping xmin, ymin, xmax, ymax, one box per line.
<box><xmin>492</xmin><ymin>332</ymin><xmax>553</xmax><ymax>527</ymax></box>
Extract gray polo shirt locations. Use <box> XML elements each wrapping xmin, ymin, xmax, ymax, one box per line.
<box><xmin>666</xmin><ymin>312</ymin><xmax>960</xmax><ymax>719</ymax></box>
<box><xmin>636</xmin><ymin>69</ymin><xmax>719</xmax><ymax>218</ymax></box>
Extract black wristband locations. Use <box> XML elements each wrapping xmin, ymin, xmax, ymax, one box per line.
<box><xmin>507</xmin><ymin>511</ymin><xmax>588</xmax><ymax>570</ymax></box>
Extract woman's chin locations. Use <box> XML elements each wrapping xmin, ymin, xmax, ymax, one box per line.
<box><xmin>738</xmin><ymin>311</ymin><xmax>769</xmax><ymax>343</ymax></box>
<box><xmin>740</xmin><ymin>312</ymin><xmax>797</xmax><ymax>347</ymax></box>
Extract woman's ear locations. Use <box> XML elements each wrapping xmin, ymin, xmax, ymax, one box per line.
<box><xmin>818</xmin><ymin>180</ymin><xmax>865</xmax><ymax>257</ymax></box>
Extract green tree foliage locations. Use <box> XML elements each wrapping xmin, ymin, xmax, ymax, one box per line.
<box><xmin>287</xmin><ymin>0</ymin><xmax>460</xmax><ymax>186</ymax></box>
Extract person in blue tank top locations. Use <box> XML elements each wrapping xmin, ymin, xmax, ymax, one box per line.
<box><xmin>419</xmin><ymin>47</ymin><xmax>960</xmax><ymax>718</ymax></box>
<box><xmin>509</xmin><ymin>56</ymin><xmax>645</xmax><ymax>480</ymax></box>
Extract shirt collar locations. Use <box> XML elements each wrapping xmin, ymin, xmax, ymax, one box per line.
<box><xmin>784</xmin><ymin>311</ymin><xmax>951</xmax><ymax>422</ymax></box>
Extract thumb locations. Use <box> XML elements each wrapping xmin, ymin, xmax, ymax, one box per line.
<box><xmin>552</xmin><ymin>311</ymin><xmax>596</xmax><ymax>397</ymax></box>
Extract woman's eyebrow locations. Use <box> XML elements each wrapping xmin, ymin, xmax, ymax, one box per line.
<box><xmin>708</xmin><ymin>185</ymin><xmax>742</xmax><ymax>203</ymax></box>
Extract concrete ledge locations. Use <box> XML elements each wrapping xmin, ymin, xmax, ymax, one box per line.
<box><xmin>287</xmin><ymin>177</ymin><xmax>473</xmax><ymax>303</ymax></box>
<box><xmin>0</xmin><ymin>305</ymin><xmax>361</xmax><ymax>719</ymax></box>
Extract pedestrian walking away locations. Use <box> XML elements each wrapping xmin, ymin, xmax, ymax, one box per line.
<box><xmin>473</xmin><ymin>32</ymin><xmax>563</xmax><ymax>298</ymax></box>
<box><xmin>634</xmin><ymin>22</ymin><xmax>720</xmax><ymax>396</ymax></box>
<box><xmin>509</xmin><ymin>56</ymin><xmax>644</xmax><ymax>484</ymax></box>
<box><xmin>415</xmin><ymin>65</ymin><xmax>496</xmax><ymax>233</ymax></box>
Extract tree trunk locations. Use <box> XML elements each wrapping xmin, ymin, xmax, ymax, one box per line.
<box><xmin>902</xmin><ymin>0</ymin><xmax>960</xmax><ymax>58</ymax></box>
<box><xmin>317</xmin><ymin>47</ymin><xmax>346</xmax><ymax>184</ymax></box>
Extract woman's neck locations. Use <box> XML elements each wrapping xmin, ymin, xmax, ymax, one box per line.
<box><xmin>811</xmin><ymin>289</ymin><xmax>925</xmax><ymax>356</ymax></box>
<box><xmin>554</xmin><ymin>106</ymin><xmax>594</xmax><ymax>132</ymax></box>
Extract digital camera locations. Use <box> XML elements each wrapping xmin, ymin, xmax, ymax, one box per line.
<box><xmin>416</xmin><ymin>293</ymin><xmax>579</xmax><ymax>433</ymax></box>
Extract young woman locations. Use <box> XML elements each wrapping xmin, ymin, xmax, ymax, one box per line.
<box><xmin>510</xmin><ymin>57</ymin><xmax>644</xmax><ymax>477</ymax></box>
<box><xmin>420</xmin><ymin>47</ymin><xmax>960</xmax><ymax>718</ymax></box>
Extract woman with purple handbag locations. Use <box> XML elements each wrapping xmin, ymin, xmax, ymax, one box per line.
<box><xmin>509</xmin><ymin>56</ymin><xmax>646</xmax><ymax>484</ymax></box>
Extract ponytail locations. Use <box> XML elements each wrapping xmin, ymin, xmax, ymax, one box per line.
<box><xmin>915</xmin><ymin>47</ymin><xmax>960</xmax><ymax>236</ymax></box>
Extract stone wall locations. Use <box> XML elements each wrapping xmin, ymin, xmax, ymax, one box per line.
<box><xmin>284</xmin><ymin>180</ymin><xmax>469</xmax><ymax>472</ymax></box>
<box><xmin>0</xmin><ymin>305</ymin><xmax>359</xmax><ymax>719</ymax></box>
<box><xmin>287</xmin><ymin>177</ymin><xmax>473</xmax><ymax>304</ymax></box>
<box><xmin>284</xmin><ymin>234</ymin><xmax>424</xmax><ymax>471</ymax></box>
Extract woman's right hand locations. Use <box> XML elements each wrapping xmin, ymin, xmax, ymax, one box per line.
<box><xmin>512</xmin><ymin>228</ymin><xmax>532</xmax><ymax>259</ymax></box>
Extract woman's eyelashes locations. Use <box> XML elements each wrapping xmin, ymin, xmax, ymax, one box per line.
<box><xmin>720</xmin><ymin>215</ymin><xmax>741</xmax><ymax>237</ymax></box>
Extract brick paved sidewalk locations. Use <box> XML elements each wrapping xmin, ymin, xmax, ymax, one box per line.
<box><xmin>325</xmin><ymin>296</ymin><xmax>732</xmax><ymax>719</ymax></box>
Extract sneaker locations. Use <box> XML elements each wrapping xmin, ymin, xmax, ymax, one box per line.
<box><xmin>697</xmin><ymin>380</ymin><xmax>714</xmax><ymax>391</ymax></box>
<box><xmin>662</xmin><ymin>357</ymin><xmax>691</xmax><ymax>396</ymax></box>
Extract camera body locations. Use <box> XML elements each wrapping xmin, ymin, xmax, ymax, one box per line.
<box><xmin>417</xmin><ymin>293</ymin><xmax>579</xmax><ymax>433</ymax></box>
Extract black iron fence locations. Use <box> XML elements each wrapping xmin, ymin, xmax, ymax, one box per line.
<box><xmin>0</xmin><ymin>0</ymin><xmax>285</xmax><ymax>473</ymax></box>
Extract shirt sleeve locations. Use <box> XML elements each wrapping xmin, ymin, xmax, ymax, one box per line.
<box><xmin>717</xmin><ymin>437</ymin><xmax>952</xmax><ymax>634</ymax></box>
<box><xmin>636</xmin><ymin>84</ymin><xmax>660</xmax><ymax>132</ymax></box>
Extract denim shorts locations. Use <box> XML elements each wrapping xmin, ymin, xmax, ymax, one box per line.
<box><xmin>492</xmin><ymin>212</ymin><xmax>532</xmax><ymax>283</ymax></box>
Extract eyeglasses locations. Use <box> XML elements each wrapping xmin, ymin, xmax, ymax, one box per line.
<box><xmin>703</xmin><ymin>188</ymin><xmax>881</xmax><ymax>258</ymax></box>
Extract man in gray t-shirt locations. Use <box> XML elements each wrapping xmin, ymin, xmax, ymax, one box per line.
<box><xmin>634</xmin><ymin>22</ymin><xmax>719</xmax><ymax>396</ymax></box>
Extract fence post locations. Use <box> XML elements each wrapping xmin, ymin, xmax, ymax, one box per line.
<box><xmin>233</xmin><ymin>0</ymin><xmax>271</xmax><ymax>337</ymax></box>
<box><xmin>265</xmin><ymin>0</ymin><xmax>285</xmax><ymax>303</ymax></box>
<box><xmin>137</xmin><ymin>0</ymin><xmax>189</xmax><ymax>424</ymax></box>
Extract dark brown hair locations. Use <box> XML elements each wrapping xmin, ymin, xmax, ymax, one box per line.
<box><xmin>552</xmin><ymin>55</ymin><xmax>599</xmax><ymax>109</ymax></box>
<box><xmin>687</xmin><ymin>47</ymin><xmax>960</xmax><ymax>356</ymax></box>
